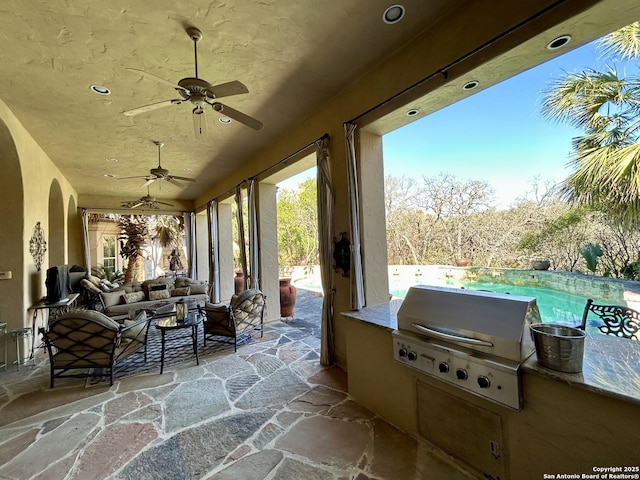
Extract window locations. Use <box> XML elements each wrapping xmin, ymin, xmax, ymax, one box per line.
<box><xmin>102</xmin><ymin>235</ymin><xmax>117</xmax><ymax>272</ymax></box>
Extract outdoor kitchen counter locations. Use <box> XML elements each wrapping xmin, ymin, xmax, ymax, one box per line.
<box><xmin>522</xmin><ymin>331</ymin><xmax>640</xmax><ymax>406</ymax></box>
<box><xmin>341</xmin><ymin>299</ymin><xmax>403</xmax><ymax>330</ymax></box>
<box><xmin>342</xmin><ymin>300</ymin><xmax>640</xmax><ymax>406</ymax></box>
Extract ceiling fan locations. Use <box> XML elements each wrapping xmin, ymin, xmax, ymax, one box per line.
<box><xmin>123</xmin><ymin>26</ymin><xmax>263</xmax><ymax>134</ymax></box>
<box><xmin>121</xmin><ymin>185</ymin><xmax>174</xmax><ymax>210</ymax></box>
<box><xmin>119</xmin><ymin>141</ymin><xmax>196</xmax><ymax>188</ymax></box>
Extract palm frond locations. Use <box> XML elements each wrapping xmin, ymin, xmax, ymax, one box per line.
<box><xmin>598</xmin><ymin>21</ymin><xmax>640</xmax><ymax>61</ymax></box>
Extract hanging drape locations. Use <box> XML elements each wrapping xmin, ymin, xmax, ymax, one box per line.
<box><xmin>235</xmin><ymin>185</ymin><xmax>248</xmax><ymax>291</ymax></box>
<box><xmin>316</xmin><ymin>135</ymin><xmax>335</xmax><ymax>366</ymax></box>
<box><xmin>81</xmin><ymin>208</ymin><xmax>91</xmax><ymax>275</ymax></box>
<box><xmin>207</xmin><ymin>200</ymin><xmax>221</xmax><ymax>303</ymax></box>
<box><xmin>344</xmin><ymin>122</ymin><xmax>365</xmax><ymax>310</ymax></box>
<box><xmin>183</xmin><ymin>212</ymin><xmax>197</xmax><ymax>279</ymax></box>
<box><xmin>247</xmin><ymin>178</ymin><xmax>260</xmax><ymax>290</ymax></box>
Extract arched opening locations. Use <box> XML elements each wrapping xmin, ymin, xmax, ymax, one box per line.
<box><xmin>48</xmin><ymin>180</ymin><xmax>65</xmax><ymax>266</ymax></box>
<box><xmin>67</xmin><ymin>196</ymin><xmax>82</xmax><ymax>267</ymax></box>
<box><xmin>0</xmin><ymin>118</ymin><xmax>25</xmax><ymax>341</ymax></box>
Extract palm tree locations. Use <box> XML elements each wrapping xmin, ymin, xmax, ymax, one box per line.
<box><xmin>541</xmin><ymin>21</ymin><xmax>640</xmax><ymax>224</ymax></box>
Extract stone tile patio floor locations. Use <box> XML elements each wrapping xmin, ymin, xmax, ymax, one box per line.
<box><xmin>0</xmin><ymin>289</ymin><xmax>481</xmax><ymax>480</ymax></box>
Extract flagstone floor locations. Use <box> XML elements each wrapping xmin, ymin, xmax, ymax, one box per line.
<box><xmin>0</xmin><ymin>290</ymin><xmax>481</xmax><ymax>480</ymax></box>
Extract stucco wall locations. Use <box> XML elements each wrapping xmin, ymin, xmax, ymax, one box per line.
<box><xmin>0</xmin><ymin>97</ymin><xmax>79</xmax><ymax>361</ymax></box>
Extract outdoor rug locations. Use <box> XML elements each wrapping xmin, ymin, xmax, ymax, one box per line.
<box><xmin>86</xmin><ymin>289</ymin><xmax>323</xmax><ymax>386</ymax></box>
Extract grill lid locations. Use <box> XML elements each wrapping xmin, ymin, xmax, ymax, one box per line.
<box><xmin>397</xmin><ymin>285</ymin><xmax>540</xmax><ymax>362</ymax></box>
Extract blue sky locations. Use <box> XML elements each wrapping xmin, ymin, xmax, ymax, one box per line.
<box><xmin>280</xmin><ymin>32</ymin><xmax>635</xmax><ymax>208</ymax></box>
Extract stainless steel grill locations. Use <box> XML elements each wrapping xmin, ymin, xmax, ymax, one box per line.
<box><xmin>392</xmin><ymin>285</ymin><xmax>540</xmax><ymax>409</ymax></box>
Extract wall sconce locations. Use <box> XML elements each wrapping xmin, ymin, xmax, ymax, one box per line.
<box><xmin>333</xmin><ymin>232</ymin><xmax>351</xmax><ymax>277</ymax></box>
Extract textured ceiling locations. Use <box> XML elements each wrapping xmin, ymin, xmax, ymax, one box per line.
<box><xmin>0</xmin><ymin>0</ymin><xmax>636</xmax><ymax>209</ymax></box>
<box><xmin>0</xmin><ymin>0</ymin><xmax>457</xmax><ymax>204</ymax></box>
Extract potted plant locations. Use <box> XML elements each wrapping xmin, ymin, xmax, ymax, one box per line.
<box><xmin>531</xmin><ymin>260</ymin><xmax>551</xmax><ymax>270</ymax></box>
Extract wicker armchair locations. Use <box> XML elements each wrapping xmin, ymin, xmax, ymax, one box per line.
<box><xmin>200</xmin><ymin>289</ymin><xmax>266</xmax><ymax>351</ymax></box>
<box><xmin>41</xmin><ymin>309</ymin><xmax>149</xmax><ymax>387</ymax></box>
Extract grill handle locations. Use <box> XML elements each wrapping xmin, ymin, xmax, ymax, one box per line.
<box><xmin>411</xmin><ymin>323</ymin><xmax>494</xmax><ymax>348</ymax></box>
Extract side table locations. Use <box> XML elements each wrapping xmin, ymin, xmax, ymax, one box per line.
<box><xmin>27</xmin><ymin>293</ymin><xmax>79</xmax><ymax>361</ymax></box>
<box><xmin>154</xmin><ymin>312</ymin><xmax>203</xmax><ymax>374</ymax></box>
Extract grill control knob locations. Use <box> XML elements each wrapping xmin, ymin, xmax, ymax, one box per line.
<box><xmin>456</xmin><ymin>369</ymin><xmax>468</xmax><ymax>380</ymax></box>
<box><xmin>438</xmin><ymin>362</ymin><xmax>449</xmax><ymax>373</ymax></box>
<box><xmin>477</xmin><ymin>376</ymin><xmax>491</xmax><ymax>389</ymax></box>
<box><xmin>407</xmin><ymin>351</ymin><xmax>418</xmax><ymax>361</ymax></box>
<box><xmin>398</xmin><ymin>348</ymin><xmax>407</xmax><ymax>358</ymax></box>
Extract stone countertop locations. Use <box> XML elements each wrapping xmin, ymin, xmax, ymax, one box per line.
<box><xmin>341</xmin><ymin>300</ymin><xmax>640</xmax><ymax>406</ymax></box>
<box><xmin>522</xmin><ymin>331</ymin><xmax>640</xmax><ymax>405</ymax></box>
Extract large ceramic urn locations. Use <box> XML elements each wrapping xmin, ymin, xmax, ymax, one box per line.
<box><xmin>279</xmin><ymin>278</ymin><xmax>297</xmax><ymax>318</ymax></box>
<box><xmin>234</xmin><ymin>271</ymin><xmax>245</xmax><ymax>295</ymax></box>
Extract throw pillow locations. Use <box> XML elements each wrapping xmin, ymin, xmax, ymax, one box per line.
<box><xmin>122</xmin><ymin>311</ymin><xmax>147</xmax><ymax>341</ymax></box>
<box><xmin>171</xmin><ymin>287</ymin><xmax>191</xmax><ymax>297</ymax></box>
<box><xmin>149</xmin><ymin>289</ymin><xmax>170</xmax><ymax>301</ymax></box>
<box><xmin>189</xmin><ymin>283</ymin><xmax>207</xmax><ymax>295</ymax></box>
<box><xmin>122</xmin><ymin>291</ymin><xmax>145</xmax><ymax>304</ymax></box>
<box><xmin>101</xmin><ymin>289</ymin><xmax>125</xmax><ymax>308</ymax></box>
<box><xmin>150</xmin><ymin>283</ymin><xmax>169</xmax><ymax>291</ymax></box>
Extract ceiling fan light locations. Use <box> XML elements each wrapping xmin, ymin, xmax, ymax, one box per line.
<box><xmin>193</xmin><ymin>107</ymin><xmax>208</xmax><ymax>136</ymax></box>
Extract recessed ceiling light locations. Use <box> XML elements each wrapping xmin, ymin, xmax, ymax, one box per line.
<box><xmin>546</xmin><ymin>35</ymin><xmax>572</xmax><ymax>51</ymax></box>
<box><xmin>406</xmin><ymin>109</ymin><xmax>419</xmax><ymax>117</ymax></box>
<box><xmin>219</xmin><ymin>117</ymin><xmax>232</xmax><ymax>124</ymax></box>
<box><xmin>104</xmin><ymin>174</ymin><xmax>115</xmax><ymax>178</ymax></box>
<box><xmin>383</xmin><ymin>5</ymin><xmax>405</xmax><ymax>24</ymax></box>
<box><xmin>462</xmin><ymin>80</ymin><xmax>479</xmax><ymax>91</ymax></box>
<box><xmin>183</xmin><ymin>168</ymin><xmax>193</xmax><ymax>172</ymax></box>
<box><xmin>90</xmin><ymin>84</ymin><xmax>111</xmax><ymax>95</ymax></box>
<box><xmin>105</xmin><ymin>158</ymin><xmax>118</xmax><ymax>163</ymax></box>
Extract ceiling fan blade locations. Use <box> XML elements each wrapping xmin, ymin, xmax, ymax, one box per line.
<box><xmin>157</xmin><ymin>201</ymin><xmax>175</xmax><ymax>207</ymax></box>
<box><xmin>167</xmin><ymin>178</ymin><xmax>184</xmax><ymax>188</ymax></box>
<box><xmin>171</xmin><ymin>176</ymin><xmax>197</xmax><ymax>183</ymax></box>
<box><xmin>122</xmin><ymin>201</ymin><xmax>144</xmax><ymax>209</ymax></box>
<box><xmin>206</xmin><ymin>80</ymin><xmax>249</xmax><ymax>99</ymax></box>
<box><xmin>117</xmin><ymin>175</ymin><xmax>149</xmax><ymax>180</ymax></box>
<box><xmin>211</xmin><ymin>102</ymin><xmax>263</xmax><ymax>131</ymax></box>
<box><xmin>123</xmin><ymin>99</ymin><xmax>183</xmax><ymax>117</ymax></box>
<box><xmin>142</xmin><ymin>177</ymin><xmax>158</xmax><ymax>187</ymax></box>
<box><xmin>126</xmin><ymin>68</ymin><xmax>187</xmax><ymax>92</ymax></box>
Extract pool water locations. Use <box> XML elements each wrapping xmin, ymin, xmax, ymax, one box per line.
<box><xmin>390</xmin><ymin>280</ymin><xmax>590</xmax><ymax>325</ymax></box>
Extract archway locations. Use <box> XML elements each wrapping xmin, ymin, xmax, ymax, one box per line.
<box><xmin>48</xmin><ymin>179</ymin><xmax>65</xmax><ymax>266</ymax></box>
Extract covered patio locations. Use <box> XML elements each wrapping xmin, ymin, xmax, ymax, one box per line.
<box><xmin>0</xmin><ymin>289</ymin><xmax>479</xmax><ymax>479</ymax></box>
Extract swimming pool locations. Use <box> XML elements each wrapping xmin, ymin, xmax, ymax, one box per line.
<box><xmin>390</xmin><ymin>279</ymin><xmax>591</xmax><ymax>325</ymax></box>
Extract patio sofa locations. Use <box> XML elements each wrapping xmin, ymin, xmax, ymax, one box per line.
<box><xmin>80</xmin><ymin>276</ymin><xmax>209</xmax><ymax>318</ymax></box>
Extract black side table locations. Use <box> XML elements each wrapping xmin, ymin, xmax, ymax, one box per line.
<box><xmin>154</xmin><ymin>312</ymin><xmax>203</xmax><ymax>374</ymax></box>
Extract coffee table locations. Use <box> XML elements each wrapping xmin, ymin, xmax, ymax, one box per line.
<box><xmin>154</xmin><ymin>311</ymin><xmax>203</xmax><ymax>374</ymax></box>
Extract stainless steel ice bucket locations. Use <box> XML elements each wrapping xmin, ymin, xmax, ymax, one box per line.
<box><xmin>530</xmin><ymin>323</ymin><xmax>585</xmax><ymax>373</ymax></box>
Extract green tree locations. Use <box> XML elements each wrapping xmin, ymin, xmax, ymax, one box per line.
<box><xmin>277</xmin><ymin>179</ymin><xmax>318</xmax><ymax>269</ymax></box>
<box><xmin>541</xmin><ymin>21</ymin><xmax>640</xmax><ymax>224</ymax></box>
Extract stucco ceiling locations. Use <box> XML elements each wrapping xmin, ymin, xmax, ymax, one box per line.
<box><xmin>0</xmin><ymin>0</ymin><xmax>636</xmax><ymax>209</ymax></box>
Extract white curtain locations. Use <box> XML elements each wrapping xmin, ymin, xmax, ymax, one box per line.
<box><xmin>344</xmin><ymin>123</ymin><xmax>365</xmax><ymax>310</ymax></box>
<box><xmin>207</xmin><ymin>200</ymin><xmax>220</xmax><ymax>303</ymax></box>
<box><xmin>81</xmin><ymin>208</ymin><xmax>91</xmax><ymax>275</ymax></box>
<box><xmin>247</xmin><ymin>178</ymin><xmax>260</xmax><ymax>290</ymax></box>
<box><xmin>316</xmin><ymin>135</ymin><xmax>335</xmax><ymax>366</ymax></box>
<box><xmin>235</xmin><ymin>185</ymin><xmax>248</xmax><ymax>291</ymax></box>
<box><xmin>183</xmin><ymin>212</ymin><xmax>197</xmax><ymax>279</ymax></box>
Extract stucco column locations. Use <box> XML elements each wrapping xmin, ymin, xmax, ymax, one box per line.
<box><xmin>257</xmin><ymin>182</ymin><xmax>279</xmax><ymax>322</ymax></box>
<box><xmin>358</xmin><ymin>130</ymin><xmax>389</xmax><ymax>305</ymax></box>
<box><xmin>217</xmin><ymin>201</ymin><xmax>235</xmax><ymax>302</ymax></box>
<box><xmin>194</xmin><ymin>210</ymin><xmax>209</xmax><ymax>282</ymax></box>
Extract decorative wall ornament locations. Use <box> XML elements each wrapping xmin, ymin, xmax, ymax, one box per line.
<box><xmin>333</xmin><ymin>231</ymin><xmax>350</xmax><ymax>277</ymax></box>
<box><xmin>29</xmin><ymin>221</ymin><xmax>47</xmax><ymax>271</ymax></box>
